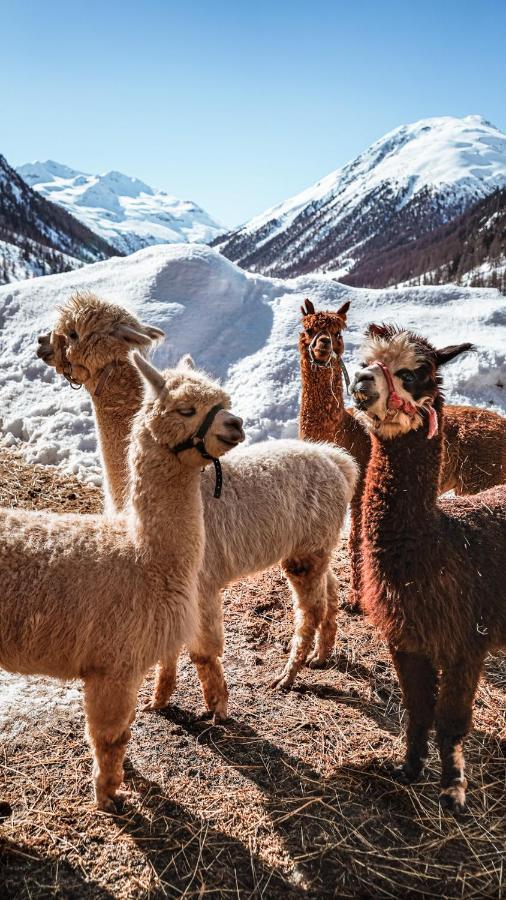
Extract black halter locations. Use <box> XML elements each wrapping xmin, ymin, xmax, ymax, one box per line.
<box><xmin>171</xmin><ymin>403</ymin><xmax>224</xmax><ymax>498</ymax></box>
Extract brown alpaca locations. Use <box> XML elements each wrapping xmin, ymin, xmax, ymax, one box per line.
<box><xmin>350</xmin><ymin>325</ymin><xmax>506</xmax><ymax>812</ymax></box>
<box><xmin>0</xmin><ymin>354</ymin><xmax>244</xmax><ymax>811</ymax></box>
<box><xmin>298</xmin><ymin>298</ymin><xmax>506</xmax><ymax>610</ymax></box>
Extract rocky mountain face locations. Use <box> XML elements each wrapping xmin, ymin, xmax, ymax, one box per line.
<box><xmin>342</xmin><ymin>185</ymin><xmax>506</xmax><ymax>292</ymax></box>
<box><xmin>0</xmin><ymin>154</ymin><xmax>119</xmax><ymax>284</ymax></box>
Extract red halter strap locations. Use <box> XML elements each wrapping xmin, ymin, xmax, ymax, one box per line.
<box><xmin>371</xmin><ymin>360</ymin><xmax>438</xmax><ymax>439</ymax></box>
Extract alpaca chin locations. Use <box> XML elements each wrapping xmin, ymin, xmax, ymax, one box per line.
<box><xmin>356</xmin><ymin>407</ymin><xmax>424</xmax><ymax>440</ymax></box>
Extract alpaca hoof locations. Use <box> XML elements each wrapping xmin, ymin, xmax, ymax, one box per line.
<box><xmin>96</xmin><ymin>795</ymin><xmax>119</xmax><ymax>814</ymax></box>
<box><xmin>142</xmin><ymin>699</ymin><xmax>169</xmax><ymax>713</ymax></box>
<box><xmin>0</xmin><ymin>801</ymin><xmax>12</xmax><ymax>820</ymax></box>
<box><xmin>307</xmin><ymin>651</ymin><xmax>328</xmax><ymax>669</ymax></box>
<box><xmin>96</xmin><ymin>790</ymin><xmax>128</xmax><ymax>814</ymax></box>
<box><xmin>270</xmin><ymin>672</ymin><xmax>294</xmax><ymax>690</ymax></box>
<box><xmin>439</xmin><ymin>785</ymin><xmax>467</xmax><ymax>814</ymax></box>
<box><xmin>391</xmin><ymin>762</ymin><xmax>423</xmax><ymax>784</ymax></box>
<box><xmin>212</xmin><ymin>711</ymin><xmax>229</xmax><ymax>726</ymax></box>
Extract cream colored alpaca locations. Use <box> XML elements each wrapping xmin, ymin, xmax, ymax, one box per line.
<box><xmin>38</xmin><ymin>294</ymin><xmax>358</xmax><ymax>718</ymax></box>
<box><xmin>1</xmin><ymin>353</ymin><xmax>243</xmax><ymax>810</ymax></box>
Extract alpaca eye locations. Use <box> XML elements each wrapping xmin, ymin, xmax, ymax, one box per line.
<box><xmin>395</xmin><ymin>369</ymin><xmax>416</xmax><ymax>383</ymax></box>
<box><xmin>68</xmin><ymin>330</ymin><xmax>78</xmax><ymax>341</ymax></box>
<box><xmin>178</xmin><ymin>408</ymin><xmax>195</xmax><ymax>417</ymax></box>
<box><xmin>305</xmin><ymin>329</ymin><xmax>314</xmax><ymax>337</ymax></box>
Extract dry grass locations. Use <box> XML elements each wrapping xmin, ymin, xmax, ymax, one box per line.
<box><xmin>0</xmin><ymin>449</ymin><xmax>505</xmax><ymax>898</ymax></box>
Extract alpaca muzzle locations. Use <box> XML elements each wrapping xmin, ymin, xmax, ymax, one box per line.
<box><xmin>36</xmin><ymin>333</ymin><xmax>54</xmax><ymax>363</ymax></box>
<box><xmin>170</xmin><ymin>404</ymin><xmax>241</xmax><ymax>499</ymax></box>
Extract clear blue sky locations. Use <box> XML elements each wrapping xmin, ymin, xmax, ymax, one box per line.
<box><xmin>2</xmin><ymin>0</ymin><xmax>505</xmax><ymax>226</ymax></box>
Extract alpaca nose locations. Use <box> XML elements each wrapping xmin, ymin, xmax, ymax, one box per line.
<box><xmin>220</xmin><ymin>412</ymin><xmax>245</xmax><ymax>444</ymax></box>
<box><xmin>352</xmin><ymin>370</ymin><xmax>375</xmax><ymax>389</ymax></box>
<box><xmin>351</xmin><ymin>370</ymin><xmax>379</xmax><ymax>408</ymax></box>
<box><xmin>318</xmin><ymin>336</ymin><xmax>331</xmax><ymax>347</ymax></box>
<box><xmin>36</xmin><ymin>334</ymin><xmax>53</xmax><ymax>360</ymax></box>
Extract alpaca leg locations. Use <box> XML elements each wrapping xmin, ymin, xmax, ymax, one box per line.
<box><xmin>272</xmin><ymin>553</ymin><xmax>330</xmax><ymax>689</ymax></box>
<box><xmin>84</xmin><ymin>674</ymin><xmax>140</xmax><ymax>812</ymax></box>
<box><xmin>390</xmin><ymin>649</ymin><xmax>438</xmax><ymax>782</ymax></box>
<box><xmin>307</xmin><ymin>569</ymin><xmax>339</xmax><ymax>668</ymax></box>
<box><xmin>435</xmin><ymin>656</ymin><xmax>483</xmax><ymax>814</ymax></box>
<box><xmin>346</xmin><ymin>482</ymin><xmax>364</xmax><ymax>614</ymax></box>
<box><xmin>143</xmin><ymin>656</ymin><xmax>179</xmax><ymax>711</ymax></box>
<box><xmin>188</xmin><ymin>589</ymin><xmax>229</xmax><ymax>722</ymax></box>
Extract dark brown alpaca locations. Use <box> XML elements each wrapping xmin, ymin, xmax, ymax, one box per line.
<box><xmin>350</xmin><ymin>324</ymin><xmax>506</xmax><ymax>812</ymax></box>
<box><xmin>298</xmin><ymin>299</ymin><xmax>506</xmax><ymax>611</ymax></box>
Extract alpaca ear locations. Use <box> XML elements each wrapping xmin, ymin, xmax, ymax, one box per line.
<box><xmin>337</xmin><ymin>300</ymin><xmax>351</xmax><ymax>320</ymax></box>
<box><xmin>112</xmin><ymin>323</ymin><xmax>156</xmax><ymax>347</ymax></box>
<box><xmin>132</xmin><ymin>352</ymin><xmax>166</xmax><ymax>395</ymax></box>
<box><xmin>367</xmin><ymin>323</ymin><xmax>389</xmax><ymax>338</ymax></box>
<box><xmin>300</xmin><ymin>298</ymin><xmax>315</xmax><ymax>316</ymax></box>
<box><xmin>177</xmin><ymin>354</ymin><xmax>196</xmax><ymax>371</ymax></box>
<box><xmin>143</xmin><ymin>325</ymin><xmax>165</xmax><ymax>342</ymax></box>
<box><xmin>435</xmin><ymin>343</ymin><xmax>475</xmax><ymax>367</ymax></box>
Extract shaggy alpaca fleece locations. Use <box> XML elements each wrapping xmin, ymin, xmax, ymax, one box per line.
<box><xmin>352</xmin><ymin>325</ymin><xmax>506</xmax><ymax>812</ymax></box>
<box><xmin>297</xmin><ymin>302</ymin><xmax>506</xmax><ymax>610</ymax></box>
<box><xmin>0</xmin><ymin>354</ymin><xmax>242</xmax><ymax>811</ymax></box>
<box><xmin>38</xmin><ymin>293</ymin><xmax>359</xmax><ymax>717</ymax></box>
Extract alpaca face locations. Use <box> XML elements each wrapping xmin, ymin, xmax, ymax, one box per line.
<box><xmin>37</xmin><ymin>292</ymin><xmax>164</xmax><ymax>384</ymax></box>
<box><xmin>351</xmin><ymin>326</ymin><xmax>439</xmax><ymax>439</ymax></box>
<box><xmin>299</xmin><ymin>300</ymin><xmax>350</xmax><ymax>366</ymax></box>
<box><xmin>135</xmin><ymin>355</ymin><xmax>245</xmax><ymax>465</ymax></box>
<box><xmin>351</xmin><ymin>324</ymin><xmax>474</xmax><ymax>439</ymax></box>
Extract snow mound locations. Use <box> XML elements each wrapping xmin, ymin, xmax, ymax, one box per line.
<box><xmin>17</xmin><ymin>161</ymin><xmax>224</xmax><ymax>254</ymax></box>
<box><xmin>0</xmin><ymin>243</ymin><xmax>504</xmax><ymax>483</ymax></box>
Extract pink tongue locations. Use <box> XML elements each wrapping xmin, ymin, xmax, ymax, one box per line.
<box><xmin>427</xmin><ymin>406</ymin><xmax>438</xmax><ymax>439</ymax></box>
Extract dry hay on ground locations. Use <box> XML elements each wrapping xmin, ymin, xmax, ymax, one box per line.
<box><xmin>0</xmin><ymin>449</ymin><xmax>505</xmax><ymax>899</ymax></box>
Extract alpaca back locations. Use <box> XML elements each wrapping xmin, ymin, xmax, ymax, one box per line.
<box><xmin>199</xmin><ymin>439</ymin><xmax>357</xmax><ymax>587</ymax></box>
<box><xmin>438</xmin><ymin>484</ymin><xmax>506</xmax><ymax>648</ymax></box>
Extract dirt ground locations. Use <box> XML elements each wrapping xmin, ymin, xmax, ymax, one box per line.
<box><xmin>0</xmin><ymin>450</ymin><xmax>505</xmax><ymax>899</ymax></box>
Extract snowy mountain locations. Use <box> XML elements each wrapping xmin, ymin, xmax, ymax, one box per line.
<box><xmin>0</xmin><ymin>243</ymin><xmax>504</xmax><ymax>483</ymax></box>
<box><xmin>18</xmin><ymin>160</ymin><xmax>224</xmax><ymax>254</ymax></box>
<box><xmin>214</xmin><ymin>115</ymin><xmax>506</xmax><ymax>281</ymax></box>
<box><xmin>0</xmin><ymin>154</ymin><xmax>120</xmax><ymax>284</ymax></box>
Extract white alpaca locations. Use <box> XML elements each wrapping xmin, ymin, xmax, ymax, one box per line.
<box><xmin>0</xmin><ymin>353</ymin><xmax>243</xmax><ymax>810</ymax></box>
<box><xmin>38</xmin><ymin>294</ymin><xmax>358</xmax><ymax>718</ymax></box>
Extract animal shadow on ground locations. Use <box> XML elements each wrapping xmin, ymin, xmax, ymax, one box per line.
<box><xmin>121</xmin><ymin>762</ymin><xmax>304</xmax><ymax>899</ymax></box>
<box><xmin>0</xmin><ymin>837</ymin><xmax>116</xmax><ymax>900</ymax></box>
<box><xmin>154</xmin><ymin>701</ymin><xmax>506</xmax><ymax>899</ymax></box>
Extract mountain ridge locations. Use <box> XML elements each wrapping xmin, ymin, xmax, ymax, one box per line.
<box><xmin>0</xmin><ymin>154</ymin><xmax>120</xmax><ymax>284</ymax></box>
<box><xmin>213</xmin><ymin>115</ymin><xmax>506</xmax><ymax>282</ymax></box>
<box><xmin>18</xmin><ymin>160</ymin><xmax>224</xmax><ymax>254</ymax></box>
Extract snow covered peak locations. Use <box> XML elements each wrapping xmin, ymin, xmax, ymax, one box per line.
<box><xmin>216</xmin><ymin>114</ymin><xmax>506</xmax><ymax>279</ymax></box>
<box><xmin>247</xmin><ymin>115</ymin><xmax>506</xmax><ymax>235</ymax></box>
<box><xmin>17</xmin><ymin>161</ymin><xmax>224</xmax><ymax>254</ymax></box>
<box><xmin>19</xmin><ymin>159</ymin><xmax>84</xmax><ymax>185</ymax></box>
<box><xmin>95</xmin><ymin>170</ymin><xmax>154</xmax><ymax>198</ymax></box>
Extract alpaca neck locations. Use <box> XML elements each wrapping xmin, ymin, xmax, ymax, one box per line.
<box><xmin>298</xmin><ymin>339</ymin><xmax>346</xmax><ymax>443</ymax></box>
<box><xmin>128</xmin><ymin>428</ymin><xmax>205</xmax><ymax>575</ymax></box>
<box><xmin>85</xmin><ymin>361</ymin><xmax>143</xmax><ymax>514</ymax></box>
<box><xmin>363</xmin><ymin>407</ymin><xmax>443</xmax><ymax>550</ymax></box>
